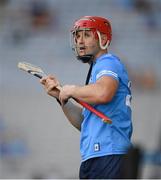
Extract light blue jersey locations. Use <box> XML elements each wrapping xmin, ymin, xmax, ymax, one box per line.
<box><xmin>80</xmin><ymin>53</ymin><xmax>133</xmax><ymax>162</ymax></box>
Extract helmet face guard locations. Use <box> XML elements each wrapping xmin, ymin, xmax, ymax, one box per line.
<box><xmin>71</xmin><ymin>16</ymin><xmax>112</xmax><ymax>63</ymax></box>
<box><xmin>70</xmin><ymin>29</ymin><xmax>95</xmax><ymax>63</ymax></box>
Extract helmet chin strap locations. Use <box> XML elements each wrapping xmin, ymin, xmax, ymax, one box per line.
<box><xmin>73</xmin><ymin>45</ymin><xmax>95</xmax><ymax>63</ymax></box>
<box><xmin>77</xmin><ymin>54</ymin><xmax>94</xmax><ymax>63</ymax></box>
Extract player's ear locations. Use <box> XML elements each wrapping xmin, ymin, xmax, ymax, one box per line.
<box><xmin>101</xmin><ymin>34</ymin><xmax>108</xmax><ymax>46</ymax></box>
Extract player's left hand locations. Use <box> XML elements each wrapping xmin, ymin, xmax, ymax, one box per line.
<box><xmin>59</xmin><ymin>85</ymin><xmax>76</xmax><ymax>106</ymax></box>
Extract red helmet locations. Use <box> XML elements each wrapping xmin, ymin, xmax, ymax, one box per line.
<box><xmin>71</xmin><ymin>16</ymin><xmax>112</xmax><ymax>43</ymax></box>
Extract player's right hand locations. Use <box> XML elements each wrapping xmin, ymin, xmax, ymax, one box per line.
<box><xmin>40</xmin><ymin>75</ymin><xmax>60</xmax><ymax>99</ymax></box>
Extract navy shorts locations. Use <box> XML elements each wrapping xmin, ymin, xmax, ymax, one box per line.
<box><xmin>79</xmin><ymin>154</ymin><xmax>124</xmax><ymax>179</ymax></box>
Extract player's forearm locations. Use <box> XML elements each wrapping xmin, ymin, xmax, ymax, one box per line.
<box><xmin>61</xmin><ymin>99</ymin><xmax>83</xmax><ymax>131</ymax></box>
<box><xmin>71</xmin><ymin>84</ymin><xmax>110</xmax><ymax>104</ymax></box>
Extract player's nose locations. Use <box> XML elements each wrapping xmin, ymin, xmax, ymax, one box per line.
<box><xmin>78</xmin><ymin>34</ymin><xmax>84</xmax><ymax>44</ymax></box>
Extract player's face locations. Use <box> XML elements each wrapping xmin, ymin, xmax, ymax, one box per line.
<box><xmin>74</xmin><ymin>30</ymin><xmax>100</xmax><ymax>58</ymax></box>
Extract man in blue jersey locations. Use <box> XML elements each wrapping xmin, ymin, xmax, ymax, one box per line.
<box><xmin>40</xmin><ymin>16</ymin><xmax>133</xmax><ymax>179</ymax></box>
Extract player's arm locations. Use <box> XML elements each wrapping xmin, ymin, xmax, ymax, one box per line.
<box><xmin>59</xmin><ymin>76</ymin><xmax>118</xmax><ymax>105</ymax></box>
<box><xmin>40</xmin><ymin>75</ymin><xmax>83</xmax><ymax>131</ymax></box>
<box><xmin>61</xmin><ymin>100</ymin><xmax>83</xmax><ymax>131</ymax></box>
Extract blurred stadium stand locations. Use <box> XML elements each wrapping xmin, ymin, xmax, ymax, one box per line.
<box><xmin>0</xmin><ymin>0</ymin><xmax>161</xmax><ymax>178</ymax></box>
